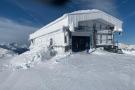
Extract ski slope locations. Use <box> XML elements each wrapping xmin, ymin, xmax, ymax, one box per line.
<box><xmin>0</xmin><ymin>50</ymin><xmax>135</xmax><ymax>90</ymax></box>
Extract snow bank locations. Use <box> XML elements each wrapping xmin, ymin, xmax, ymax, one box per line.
<box><xmin>10</xmin><ymin>51</ymin><xmax>40</xmax><ymax>69</ymax></box>
<box><xmin>10</xmin><ymin>46</ymin><xmax>65</xmax><ymax>69</ymax></box>
<box><xmin>119</xmin><ymin>43</ymin><xmax>135</xmax><ymax>50</ymax></box>
<box><xmin>1</xmin><ymin>52</ymin><xmax>135</xmax><ymax>90</ymax></box>
<box><xmin>11</xmin><ymin>43</ymin><xmax>135</xmax><ymax>69</ymax></box>
<box><xmin>90</xmin><ymin>48</ymin><xmax>110</xmax><ymax>55</ymax></box>
<box><xmin>122</xmin><ymin>50</ymin><xmax>135</xmax><ymax>56</ymax></box>
<box><xmin>119</xmin><ymin>43</ymin><xmax>135</xmax><ymax>56</ymax></box>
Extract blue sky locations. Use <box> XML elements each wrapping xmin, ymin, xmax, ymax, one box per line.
<box><xmin>0</xmin><ymin>0</ymin><xmax>135</xmax><ymax>44</ymax></box>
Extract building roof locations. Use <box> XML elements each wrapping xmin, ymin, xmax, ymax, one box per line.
<box><xmin>30</xmin><ymin>9</ymin><xmax>123</xmax><ymax>40</ymax></box>
<box><xmin>69</xmin><ymin>9</ymin><xmax>100</xmax><ymax>14</ymax></box>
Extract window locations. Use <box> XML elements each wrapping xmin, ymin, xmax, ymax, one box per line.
<box><xmin>64</xmin><ymin>36</ymin><xmax>67</xmax><ymax>43</ymax></box>
<box><xmin>31</xmin><ymin>39</ymin><xmax>35</xmax><ymax>44</ymax></box>
<box><xmin>50</xmin><ymin>38</ymin><xmax>53</xmax><ymax>46</ymax></box>
<box><xmin>31</xmin><ymin>39</ymin><xmax>33</xmax><ymax>43</ymax></box>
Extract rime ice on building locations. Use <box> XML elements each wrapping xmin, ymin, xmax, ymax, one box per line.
<box><xmin>29</xmin><ymin>9</ymin><xmax>123</xmax><ymax>53</ymax></box>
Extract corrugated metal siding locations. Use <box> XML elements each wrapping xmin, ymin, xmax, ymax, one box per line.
<box><xmin>68</xmin><ymin>12</ymin><xmax>122</xmax><ymax>32</ymax></box>
<box><xmin>30</xmin><ymin>16</ymin><xmax>68</xmax><ymax>39</ymax></box>
<box><xmin>30</xmin><ymin>9</ymin><xmax>123</xmax><ymax>49</ymax></box>
<box><xmin>30</xmin><ymin>30</ymin><xmax>65</xmax><ymax>49</ymax></box>
<box><xmin>30</xmin><ymin>10</ymin><xmax>123</xmax><ymax>40</ymax></box>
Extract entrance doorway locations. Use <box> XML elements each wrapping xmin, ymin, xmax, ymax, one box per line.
<box><xmin>72</xmin><ymin>36</ymin><xmax>90</xmax><ymax>52</ymax></box>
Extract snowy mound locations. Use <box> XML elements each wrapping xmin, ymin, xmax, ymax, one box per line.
<box><xmin>119</xmin><ymin>43</ymin><xmax>135</xmax><ymax>55</ymax></box>
<box><xmin>1</xmin><ymin>51</ymin><xmax>135</xmax><ymax>90</ymax></box>
<box><xmin>119</xmin><ymin>43</ymin><xmax>135</xmax><ymax>50</ymax></box>
<box><xmin>11</xmin><ymin>47</ymin><xmax>57</xmax><ymax>69</ymax></box>
<box><xmin>90</xmin><ymin>48</ymin><xmax>108</xmax><ymax>55</ymax></box>
<box><xmin>11</xmin><ymin>51</ymin><xmax>40</xmax><ymax>69</ymax></box>
<box><xmin>10</xmin><ymin>47</ymin><xmax>116</xmax><ymax>69</ymax></box>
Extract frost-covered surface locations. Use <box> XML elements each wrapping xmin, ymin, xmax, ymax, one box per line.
<box><xmin>0</xmin><ymin>49</ymin><xmax>135</xmax><ymax>90</ymax></box>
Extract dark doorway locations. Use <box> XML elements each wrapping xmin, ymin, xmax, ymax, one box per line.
<box><xmin>72</xmin><ymin>36</ymin><xmax>90</xmax><ymax>52</ymax></box>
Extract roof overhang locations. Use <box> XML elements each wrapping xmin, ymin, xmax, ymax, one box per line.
<box><xmin>30</xmin><ymin>9</ymin><xmax>123</xmax><ymax>40</ymax></box>
<box><xmin>68</xmin><ymin>9</ymin><xmax>123</xmax><ymax>32</ymax></box>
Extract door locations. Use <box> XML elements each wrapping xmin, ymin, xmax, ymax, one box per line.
<box><xmin>72</xmin><ymin>36</ymin><xmax>90</xmax><ymax>52</ymax></box>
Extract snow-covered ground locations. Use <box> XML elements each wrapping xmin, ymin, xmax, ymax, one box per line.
<box><xmin>119</xmin><ymin>43</ymin><xmax>135</xmax><ymax>55</ymax></box>
<box><xmin>0</xmin><ymin>48</ymin><xmax>135</xmax><ymax>90</ymax></box>
<box><xmin>0</xmin><ymin>47</ymin><xmax>17</xmax><ymax>71</ymax></box>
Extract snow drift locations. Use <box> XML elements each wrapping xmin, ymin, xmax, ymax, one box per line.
<box><xmin>10</xmin><ymin>43</ymin><xmax>135</xmax><ymax>69</ymax></box>
<box><xmin>119</xmin><ymin>43</ymin><xmax>135</xmax><ymax>55</ymax></box>
<box><xmin>10</xmin><ymin>46</ymin><xmax>58</xmax><ymax>69</ymax></box>
<box><xmin>1</xmin><ymin>50</ymin><xmax>135</xmax><ymax>90</ymax></box>
<box><xmin>1</xmin><ymin>43</ymin><xmax>135</xmax><ymax>90</ymax></box>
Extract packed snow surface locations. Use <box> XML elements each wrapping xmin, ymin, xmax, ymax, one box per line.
<box><xmin>0</xmin><ymin>49</ymin><xmax>135</xmax><ymax>90</ymax></box>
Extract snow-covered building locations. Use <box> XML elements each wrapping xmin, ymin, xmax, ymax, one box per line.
<box><xmin>29</xmin><ymin>9</ymin><xmax>123</xmax><ymax>53</ymax></box>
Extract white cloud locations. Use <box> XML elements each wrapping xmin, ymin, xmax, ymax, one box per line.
<box><xmin>0</xmin><ymin>17</ymin><xmax>38</xmax><ymax>44</ymax></box>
